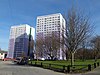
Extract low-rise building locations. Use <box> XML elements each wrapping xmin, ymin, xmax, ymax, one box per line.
<box><xmin>0</xmin><ymin>50</ymin><xmax>7</xmax><ymax>60</ymax></box>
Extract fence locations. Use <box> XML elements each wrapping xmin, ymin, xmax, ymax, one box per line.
<box><xmin>28</xmin><ymin>61</ymin><xmax>100</xmax><ymax>73</ymax></box>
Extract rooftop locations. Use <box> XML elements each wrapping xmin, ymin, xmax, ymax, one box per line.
<box><xmin>0</xmin><ymin>50</ymin><xmax>7</xmax><ymax>53</ymax></box>
<box><xmin>37</xmin><ymin>13</ymin><xmax>62</xmax><ymax>18</ymax></box>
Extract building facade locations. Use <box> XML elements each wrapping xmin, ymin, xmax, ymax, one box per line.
<box><xmin>0</xmin><ymin>50</ymin><xmax>7</xmax><ymax>60</ymax></box>
<box><xmin>7</xmin><ymin>24</ymin><xmax>35</xmax><ymax>59</ymax></box>
<box><xmin>36</xmin><ymin>13</ymin><xmax>66</xmax><ymax>60</ymax></box>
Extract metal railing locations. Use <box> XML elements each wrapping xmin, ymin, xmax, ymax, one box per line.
<box><xmin>28</xmin><ymin>61</ymin><xmax>100</xmax><ymax>73</ymax></box>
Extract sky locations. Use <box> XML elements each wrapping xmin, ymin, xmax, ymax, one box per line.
<box><xmin>0</xmin><ymin>0</ymin><xmax>100</xmax><ymax>51</ymax></box>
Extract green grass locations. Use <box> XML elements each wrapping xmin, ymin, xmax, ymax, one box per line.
<box><xmin>29</xmin><ymin>59</ymin><xmax>100</xmax><ymax>72</ymax></box>
<box><xmin>30</xmin><ymin>59</ymin><xmax>100</xmax><ymax>65</ymax></box>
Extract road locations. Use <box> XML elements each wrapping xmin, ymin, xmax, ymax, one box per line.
<box><xmin>0</xmin><ymin>61</ymin><xmax>100</xmax><ymax>75</ymax></box>
<box><xmin>0</xmin><ymin>61</ymin><xmax>66</xmax><ymax>75</ymax></box>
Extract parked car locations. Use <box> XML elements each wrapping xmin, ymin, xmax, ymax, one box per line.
<box><xmin>14</xmin><ymin>57</ymin><xmax>28</xmax><ymax>65</ymax></box>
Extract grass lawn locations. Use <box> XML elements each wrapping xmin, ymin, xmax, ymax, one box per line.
<box><xmin>30</xmin><ymin>59</ymin><xmax>100</xmax><ymax>65</ymax></box>
<box><xmin>29</xmin><ymin>59</ymin><xmax>100</xmax><ymax>72</ymax></box>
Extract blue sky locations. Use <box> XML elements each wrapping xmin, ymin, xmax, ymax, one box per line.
<box><xmin>0</xmin><ymin>0</ymin><xmax>100</xmax><ymax>51</ymax></box>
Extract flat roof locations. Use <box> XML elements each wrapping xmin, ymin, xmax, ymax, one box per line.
<box><xmin>37</xmin><ymin>13</ymin><xmax>62</xmax><ymax>18</ymax></box>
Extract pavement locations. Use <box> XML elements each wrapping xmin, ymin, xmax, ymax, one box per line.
<box><xmin>67</xmin><ymin>66</ymin><xmax>100</xmax><ymax>75</ymax></box>
<box><xmin>0</xmin><ymin>61</ymin><xmax>100</xmax><ymax>75</ymax></box>
<box><xmin>0</xmin><ymin>61</ymin><xmax>66</xmax><ymax>75</ymax></box>
<box><xmin>83</xmin><ymin>66</ymin><xmax>100</xmax><ymax>75</ymax></box>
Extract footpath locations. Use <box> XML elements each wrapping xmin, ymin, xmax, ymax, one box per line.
<box><xmin>67</xmin><ymin>66</ymin><xmax>100</xmax><ymax>75</ymax></box>
<box><xmin>0</xmin><ymin>61</ymin><xmax>100</xmax><ymax>75</ymax></box>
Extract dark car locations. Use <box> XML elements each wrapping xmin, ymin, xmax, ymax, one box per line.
<box><xmin>14</xmin><ymin>57</ymin><xmax>28</xmax><ymax>65</ymax></box>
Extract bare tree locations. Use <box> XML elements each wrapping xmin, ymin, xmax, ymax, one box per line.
<box><xmin>36</xmin><ymin>32</ymin><xmax>60</xmax><ymax>60</ymax></box>
<box><xmin>62</xmin><ymin>9</ymin><xmax>92</xmax><ymax>66</ymax></box>
<box><xmin>36</xmin><ymin>38</ymin><xmax>44</xmax><ymax>60</ymax></box>
<box><xmin>75</xmin><ymin>48</ymin><xmax>93</xmax><ymax>60</ymax></box>
<box><xmin>44</xmin><ymin>32</ymin><xmax>60</xmax><ymax>60</ymax></box>
<box><xmin>91</xmin><ymin>35</ymin><xmax>100</xmax><ymax>61</ymax></box>
<box><xmin>80</xmin><ymin>39</ymin><xmax>90</xmax><ymax>61</ymax></box>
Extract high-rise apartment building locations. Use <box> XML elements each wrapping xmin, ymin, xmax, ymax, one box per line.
<box><xmin>36</xmin><ymin>13</ymin><xmax>66</xmax><ymax>60</ymax></box>
<box><xmin>7</xmin><ymin>24</ymin><xmax>35</xmax><ymax>59</ymax></box>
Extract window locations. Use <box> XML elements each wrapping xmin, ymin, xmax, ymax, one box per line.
<box><xmin>58</xmin><ymin>16</ymin><xmax>60</xmax><ymax>18</ymax></box>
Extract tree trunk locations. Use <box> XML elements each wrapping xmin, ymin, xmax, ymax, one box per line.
<box><xmin>36</xmin><ymin>53</ymin><xmax>38</xmax><ymax>61</ymax></box>
<box><xmin>82</xmin><ymin>50</ymin><xmax>85</xmax><ymax>61</ymax></box>
<box><xmin>71</xmin><ymin>52</ymin><xmax>74</xmax><ymax>66</ymax></box>
<box><xmin>66</xmin><ymin>52</ymin><xmax>69</xmax><ymax>61</ymax></box>
<box><xmin>94</xmin><ymin>56</ymin><xmax>97</xmax><ymax>62</ymax></box>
